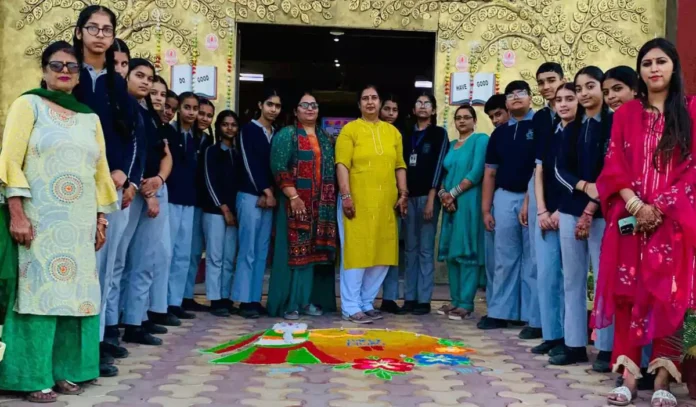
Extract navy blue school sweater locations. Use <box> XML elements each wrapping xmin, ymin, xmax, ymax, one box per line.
<box><xmin>137</xmin><ymin>104</ymin><xmax>172</xmax><ymax>179</ymax></box>
<box><xmin>166</xmin><ymin>122</ymin><xmax>199</xmax><ymax>206</ymax></box>
<box><xmin>485</xmin><ymin>109</ymin><xmax>536</xmax><ymax>193</ymax></box>
<box><xmin>73</xmin><ymin>65</ymin><xmax>141</xmax><ymax>187</ymax></box>
<box><xmin>195</xmin><ymin>131</ymin><xmax>216</xmax><ymax>207</ymax></box>
<box><xmin>201</xmin><ymin>142</ymin><xmax>238</xmax><ymax>215</ymax></box>
<box><xmin>533</xmin><ymin>107</ymin><xmax>563</xmax><ymax>212</ymax></box>
<box><xmin>555</xmin><ymin>112</ymin><xmax>613</xmax><ymax>218</ymax></box>
<box><xmin>237</xmin><ymin>120</ymin><xmax>274</xmax><ymax>196</ymax></box>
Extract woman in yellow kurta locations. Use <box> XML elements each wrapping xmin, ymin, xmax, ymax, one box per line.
<box><xmin>0</xmin><ymin>41</ymin><xmax>118</xmax><ymax>402</ymax></box>
<box><xmin>336</xmin><ymin>85</ymin><xmax>408</xmax><ymax>324</ymax></box>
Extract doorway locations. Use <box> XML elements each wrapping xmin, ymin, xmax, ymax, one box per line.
<box><xmin>236</xmin><ymin>23</ymin><xmax>436</xmax><ymax>129</ymax></box>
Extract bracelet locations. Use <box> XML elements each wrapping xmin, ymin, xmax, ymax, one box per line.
<box><xmin>579</xmin><ymin>181</ymin><xmax>587</xmax><ymax>192</ymax></box>
<box><xmin>582</xmin><ymin>210</ymin><xmax>595</xmax><ymax>217</ymax></box>
<box><xmin>157</xmin><ymin>174</ymin><xmax>165</xmax><ymax>184</ymax></box>
<box><xmin>537</xmin><ymin>210</ymin><xmax>549</xmax><ymax>216</ymax></box>
<box><xmin>438</xmin><ymin>189</ymin><xmax>447</xmax><ymax>198</ymax></box>
<box><xmin>625</xmin><ymin>196</ymin><xmax>644</xmax><ymax>216</ymax></box>
<box><xmin>399</xmin><ymin>189</ymin><xmax>409</xmax><ymax>198</ymax></box>
<box><xmin>289</xmin><ymin>195</ymin><xmax>300</xmax><ymax>200</ymax></box>
<box><xmin>341</xmin><ymin>193</ymin><xmax>351</xmax><ymax>200</ymax></box>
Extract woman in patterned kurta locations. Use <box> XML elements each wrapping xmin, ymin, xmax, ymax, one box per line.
<box><xmin>335</xmin><ymin>85</ymin><xmax>408</xmax><ymax>324</ymax></box>
<box><xmin>596</xmin><ymin>39</ymin><xmax>696</xmax><ymax>406</ymax></box>
<box><xmin>267</xmin><ymin>92</ymin><xmax>337</xmax><ymax>319</ymax></box>
<box><xmin>0</xmin><ymin>42</ymin><xmax>118</xmax><ymax>402</ymax></box>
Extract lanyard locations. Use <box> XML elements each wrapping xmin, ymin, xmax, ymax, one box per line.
<box><xmin>411</xmin><ymin>130</ymin><xmax>427</xmax><ymax>153</ymax></box>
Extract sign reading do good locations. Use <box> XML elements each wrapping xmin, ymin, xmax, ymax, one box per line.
<box><xmin>171</xmin><ymin>65</ymin><xmax>218</xmax><ymax>99</ymax></box>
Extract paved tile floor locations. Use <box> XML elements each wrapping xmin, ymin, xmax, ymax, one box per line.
<box><xmin>1</xmin><ymin>292</ymin><xmax>694</xmax><ymax>407</ymax></box>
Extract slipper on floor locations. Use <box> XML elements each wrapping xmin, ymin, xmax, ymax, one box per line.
<box><xmin>651</xmin><ymin>389</ymin><xmax>677</xmax><ymax>407</ymax></box>
<box><xmin>26</xmin><ymin>389</ymin><xmax>58</xmax><ymax>403</ymax></box>
<box><xmin>53</xmin><ymin>380</ymin><xmax>84</xmax><ymax>396</ymax></box>
<box><xmin>607</xmin><ymin>386</ymin><xmax>636</xmax><ymax>406</ymax></box>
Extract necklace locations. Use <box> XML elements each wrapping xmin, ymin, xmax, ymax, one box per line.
<box><xmin>361</xmin><ymin>118</ymin><xmax>384</xmax><ymax>156</ymax></box>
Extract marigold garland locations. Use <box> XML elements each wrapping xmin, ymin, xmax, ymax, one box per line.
<box><xmin>442</xmin><ymin>47</ymin><xmax>452</xmax><ymax>127</ymax></box>
<box><xmin>154</xmin><ymin>9</ymin><xmax>162</xmax><ymax>74</ymax></box>
<box><xmin>226</xmin><ymin>19</ymin><xmax>234</xmax><ymax>110</ymax></box>
<box><xmin>191</xmin><ymin>19</ymin><xmax>200</xmax><ymax>94</ymax></box>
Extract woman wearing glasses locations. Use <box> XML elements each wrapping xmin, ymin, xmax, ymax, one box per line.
<box><xmin>0</xmin><ymin>41</ymin><xmax>118</xmax><ymax>403</ymax></box>
<box><xmin>267</xmin><ymin>92</ymin><xmax>338</xmax><ymax>320</ymax></box>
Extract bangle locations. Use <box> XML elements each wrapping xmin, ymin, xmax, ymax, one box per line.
<box><xmin>341</xmin><ymin>193</ymin><xmax>351</xmax><ymax>200</ymax></box>
<box><xmin>625</xmin><ymin>196</ymin><xmax>644</xmax><ymax>216</ymax></box>
<box><xmin>537</xmin><ymin>210</ymin><xmax>549</xmax><ymax>216</ymax></box>
<box><xmin>438</xmin><ymin>189</ymin><xmax>447</xmax><ymax>198</ymax></box>
<box><xmin>583</xmin><ymin>210</ymin><xmax>594</xmax><ymax>217</ymax></box>
<box><xmin>157</xmin><ymin>174</ymin><xmax>165</xmax><ymax>184</ymax></box>
<box><xmin>289</xmin><ymin>195</ymin><xmax>300</xmax><ymax>200</ymax></box>
<box><xmin>399</xmin><ymin>189</ymin><xmax>409</xmax><ymax>198</ymax></box>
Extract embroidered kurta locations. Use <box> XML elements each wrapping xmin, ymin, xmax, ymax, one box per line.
<box><xmin>270</xmin><ymin>125</ymin><xmax>337</xmax><ymax>267</ymax></box>
<box><xmin>438</xmin><ymin>133</ymin><xmax>488</xmax><ymax>265</ymax></box>
<box><xmin>0</xmin><ymin>95</ymin><xmax>118</xmax><ymax>317</ymax></box>
<box><xmin>594</xmin><ymin>98</ymin><xmax>696</xmax><ymax>346</ymax></box>
<box><xmin>335</xmin><ymin>119</ymin><xmax>406</xmax><ymax>270</ymax></box>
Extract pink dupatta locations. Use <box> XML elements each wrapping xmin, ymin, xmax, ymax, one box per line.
<box><xmin>594</xmin><ymin>98</ymin><xmax>696</xmax><ymax>346</ymax></box>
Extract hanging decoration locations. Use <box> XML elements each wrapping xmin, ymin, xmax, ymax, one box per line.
<box><xmin>191</xmin><ymin>17</ymin><xmax>201</xmax><ymax>94</ymax></box>
<box><xmin>468</xmin><ymin>43</ymin><xmax>476</xmax><ymax>103</ymax></box>
<box><xmin>154</xmin><ymin>9</ymin><xmax>162</xmax><ymax>74</ymax></box>
<box><xmin>442</xmin><ymin>47</ymin><xmax>452</xmax><ymax>127</ymax></box>
<box><xmin>495</xmin><ymin>41</ymin><xmax>502</xmax><ymax>95</ymax></box>
<box><xmin>226</xmin><ymin>18</ymin><xmax>234</xmax><ymax>110</ymax></box>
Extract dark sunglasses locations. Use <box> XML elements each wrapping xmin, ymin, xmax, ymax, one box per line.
<box><xmin>48</xmin><ymin>61</ymin><xmax>80</xmax><ymax>74</ymax></box>
<box><xmin>298</xmin><ymin>102</ymin><xmax>319</xmax><ymax>110</ymax></box>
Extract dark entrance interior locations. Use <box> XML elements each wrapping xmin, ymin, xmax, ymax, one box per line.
<box><xmin>236</xmin><ymin>23</ymin><xmax>436</xmax><ymax>127</ymax></box>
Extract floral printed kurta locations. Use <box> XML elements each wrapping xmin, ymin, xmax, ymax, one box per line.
<box><xmin>594</xmin><ymin>98</ymin><xmax>696</xmax><ymax>346</ymax></box>
<box><xmin>0</xmin><ymin>95</ymin><xmax>118</xmax><ymax>316</ymax></box>
<box><xmin>335</xmin><ymin>119</ymin><xmax>406</xmax><ymax>270</ymax></box>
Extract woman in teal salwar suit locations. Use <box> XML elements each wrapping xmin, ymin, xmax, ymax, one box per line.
<box><xmin>437</xmin><ymin>105</ymin><xmax>488</xmax><ymax>321</ymax></box>
<box><xmin>267</xmin><ymin>92</ymin><xmax>338</xmax><ymax>319</ymax></box>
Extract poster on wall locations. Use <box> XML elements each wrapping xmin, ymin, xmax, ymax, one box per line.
<box><xmin>322</xmin><ymin>117</ymin><xmax>353</xmax><ymax>138</ymax></box>
<box><xmin>449</xmin><ymin>72</ymin><xmax>496</xmax><ymax>105</ymax></box>
<box><xmin>171</xmin><ymin>65</ymin><xmax>218</xmax><ymax>100</ymax></box>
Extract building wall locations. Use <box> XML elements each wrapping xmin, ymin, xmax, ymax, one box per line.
<box><xmin>677</xmin><ymin>0</ymin><xmax>696</xmax><ymax>93</ymax></box>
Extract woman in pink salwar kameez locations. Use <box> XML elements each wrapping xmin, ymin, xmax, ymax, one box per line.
<box><xmin>596</xmin><ymin>38</ymin><xmax>696</xmax><ymax>407</ymax></box>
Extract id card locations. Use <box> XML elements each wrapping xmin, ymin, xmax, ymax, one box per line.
<box><xmin>409</xmin><ymin>153</ymin><xmax>418</xmax><ymax>166</ymax></box>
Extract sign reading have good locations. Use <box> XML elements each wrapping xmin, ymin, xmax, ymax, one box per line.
<box><xmin>449</xmin><ymin>72</ymin><xmax>496</xmax><ymax>105</ymax></box>
<box><xmin>171</xmin><ymin>65</ymin><xmax>218</xmax><ymax>99</ymax></box>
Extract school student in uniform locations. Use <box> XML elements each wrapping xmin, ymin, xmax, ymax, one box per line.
<box><xmin>532</xmin><ymin>83</ymin><xmax>576</xmax><ymax>356</ymax></box>
<box><xmin>120</xmin><ymin>60</ymin><xmax>173</xmax><ymax>345</ymax></box>
<box><xmin>479</xmin><ymin>81</ymin><xmax>536</xmax><ymax>330</ymax></box>
<box><xmin>401</xmin><ymin>93</ymin><xmax>449</xmax><ymax>316</ymax></box>
<box><xmin>519</xmin><ymin>62</ymin><xmax>566</xmax><ymax>341</ymax></box>
<box><xmin>166</xmin><ymin>92</ymin><xmax>201</xmax><ymax>320</ymax></box>
<box><xmin>553</xmin><ymin>66</ymin><xmax>614</xmax><ymax>371</ymax></box>
<box><xmin>182</xmin><ymin>98</ymin><xmax>217</xmax><ymax>313</ymax></box>
<box><xmin>71</xmin><ymin>5</ymin><xmax>141</xmax><ymax>377</ymax></box>
<box><xmin>233</xmin><ymin>89</ymin><xmax>281</xmax><ymax>319</ymax></box>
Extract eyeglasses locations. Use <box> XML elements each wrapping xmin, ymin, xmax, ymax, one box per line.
<box><xmin>416</xmin><ymin>101</ymin><xmax>433</xmax><ymax>108</ymax></box>
<box><xmin>298</xmin><ymin>102</ymin><xmax>319</xmax><ymax>110</ymax></box>
<box><xmin>48</xmin><ymin>61</ymin><xmax>80</xmax><ymax>74</ymax></box>
<box><xmin>83</xmin><ymin>25</ymin><xmax>115</xmax><ymax>37</ymax></box>
<box><xmin>506</xmin><ymin>90</ymin><xmax>529</xmax><ymax>100</ymax></box>
<box><xmin>454</xmin><ymin>115</ymin><xmax>474</xmax><ymax>121</ymax></box>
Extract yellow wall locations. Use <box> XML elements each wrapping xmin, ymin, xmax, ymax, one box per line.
<box><xmin>0</xmin><ymin>0</ymin><xmax>665</xmax><ymax>136</ymax></box>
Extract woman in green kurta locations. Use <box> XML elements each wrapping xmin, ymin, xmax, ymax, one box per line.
<box><xmin>437</xmin><ymin>105</ymin><xmax>488</xmax><ymax>321</ymax></box>
<box><xmin>267</xmin><ymin>92</ymin><xmax>338</xmax><ymax>319</ymax></box>
<box><xmin>0</xmin><ymin>42</ymin><xmax>118</xmax><ymax>403</ymax></box>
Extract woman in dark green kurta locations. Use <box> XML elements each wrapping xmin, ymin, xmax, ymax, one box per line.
<box><xmin>267</xmin><ymin>92</ymin><xmax>337</xmax><ymax>319</ymax></box>
<box><xmin>437</xmin><ymin>105</ymin><xmax>488</xmax><ymax>320</ymax></box>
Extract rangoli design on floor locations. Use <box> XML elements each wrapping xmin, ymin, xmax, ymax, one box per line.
<box><xmin>201</xmin><ymin>322</ymin><xmax>475</xmax><ymax>380</ymax></box>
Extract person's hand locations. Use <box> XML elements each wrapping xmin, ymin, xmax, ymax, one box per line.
<box><xmin>111</xmin><ymin>170</ymin><xmax>127</xmax><ymax>190</ymax></box>
<box><xmin>635</xmin><ymin>204</ymin><xmax>662</xmax><ymax>234</ymax></box>
<box><xmin>538</xmin><ymin>211</ymin><xmax>554</xmax><ymax>231</ymax></box>
<box><xmin>585</xmin><ymin>182</ymin><xmax>599</xmax><ymax>200</ymax></box>
<box><xmin>290</xmin><ymin>197</ymin><xmax>307</xmax><ymax>219</ymax></box>
<box><xmin>440</xmin><ymin>192</ymin><xmax>454</xmax><ymax>207</ymax></box>
<box><xmin>395</xmin><ymin>196</ymin><xmax>408</xmax><ymax>218</ymax></box>
<box><xmin>256</xmin><ymin>195</ymin><xmax>267</xmax><ymax>208</ymax></box>
<box><xmin>95</xmin><ymin>222</ymin><xmax>107</xmax><ymax>251</ymax></box>
<box><xmin>141</xmin><ymin>176</ymin><xmax>163</xmax><ymax>198</ymax></box>
<box><xmin>444</xmin><ymin>201</ymin><xmax>457</xmax><ymax>213</ymax></box>
<box><xmin>122</xmin><ymin>184</ymin><xmax>136</xmax><ymax>209</ymax></box>
<box><xmin>146</xmin><ymin>196</ymin><xmax>160</xmax><ymax>218</ymax></box>
<box><xmin>342</xmin><ymin>197</ymin><xmax>355</xmax><ymax>219</ymax></box>
<box><xmin>483</xmin><ymin>212</ymin><xmax>495</xmax><ymax>232</ymax></box>
<box><xmin>518</xmin><ymin>204</ymin><xmax>529</xmax><ymax>227</ymax></box>
<box><xmin>223</xmin><ymin>210</ymin><xmax>237</xmax><ymax>227</ymax></box>
<box><xmin>265</xmin><ymin>194</ymin><xmax>277</xmax><ymax>208</ymax></box>
<box><xmin>575</xmin><ymin>212</ymin><xmax>592</xmax><ymax>240</ymax></box>
<box><xmin>10</xmin><ymin>211</ymin><xmax>33</xmax><ymax>249</ymax></box>
<box><xmin>550</xmin><ymin>210</ymin><xmax>560</xmax><ymax>230</ymax></box>
<box><xmin>423</xmin><ymin>197</ymin><xmax>434</xmax><ymax>221</ymax></box>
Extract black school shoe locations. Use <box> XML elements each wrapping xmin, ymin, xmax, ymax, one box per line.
<box><xmin>168</xmin><ymin>305</ymin><xmax>195</xmax><ymax>320</ymax></box>
<box><xmin>101</xmin><ymin>341</ymin><xmax>129</xmax><ymax>359</ymax></box>
<box><xmin>519</xmin><ymin>327</ymin><xmax>543</xmax><ymax>340</ymax></box>
<box><xmin>143</xmin><ymin>320</ymin><xmax>168</xmax><ymax>335</ymax></box>
<box><xmin>100</xmin><ymin>363</ymin><xmax>118</xmax><ymax>377</ymax></box>
<box><xmin>252</xmin><ymin>302</ymin><xmax>268</xmax><ymax>315</ymax></box>
<box><xmin>182</xmin><ymin>298</ymin><xmax>211</xmax><ymax>312</ymax></box>
<box><xmin>401</xmin><ymin>300</ymin><xmax>417</xmax><ymax>313</ymax></box>
<box><xmin>592</xmin><ymin>351</ymin><xmax>612</xmax><ymax>373</ymax></box>
<box><xmin>531</xmin><ymin>339</ymin><xmax>564</xmax><ymax>355</ymax></box>
<box><xmin>549</xmin><ymin>346</ymin><xmax>589</xmax><ymax>366</ymax></box>
<box><xmin>223</xmin><ymin>299</ymin><xmax>239</xmax><ymax>315</ymax></box>
<box><xmin>239</xmin><ymin>302</ymin><xmax>260</xmax><ymax>319</ymax></box>
<box><xmin>122</xmin><ymin>326</ymin><xmax>163</xmax><ymax>346</ymax></box>
<box><xmin>148</xmin><ymin>310</ymin><xmax>181</xmax><ymax>327</ymax></box>
<box><xmin>210</xmin><ymin>300</ymin><xmax>231</xmax><ymax>317</ymax></box>
<box><xmin>477</xmin><ymin>317</ymin><xmax>509</xmax><ymax>330</ymax></box>
<box><xmin>380</xmin><ymin>300</ymin><xmax>406</xmax><ymax>315</ymax></box>
<box><xmin>412</xmin><ymin>303</ymin><xmax>431</xmax><ymax>315</ymax></box>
